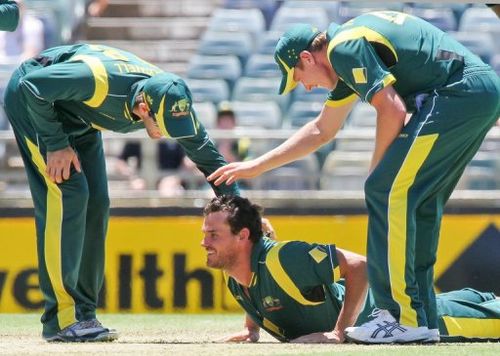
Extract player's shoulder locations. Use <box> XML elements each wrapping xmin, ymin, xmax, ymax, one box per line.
<box><xmin>266</xmin><ymin>240</ymin><xmax>323</xmax><ymax>263</ymax></box>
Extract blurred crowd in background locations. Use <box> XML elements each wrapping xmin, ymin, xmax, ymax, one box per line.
<box><xmin>1</xmin><ymin>0</ymin><xmax>499</xmax><ymax>196</ymax></box>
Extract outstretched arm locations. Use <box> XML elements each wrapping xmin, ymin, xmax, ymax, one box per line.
<box><xmin>331</xmin><ymin>248</ymin><xmax>368</xmax><ymax>341</ymax></box>
<box><xmin>291</xmin><ymin>248</ymin><xmax>368</xmax><ymax>343</ymax></box>
<box><xmin>208</xmin><ymin>101</ymin><xmax>355</xmax><ymax>186</ymax></box>
<box><xmin>219</xmin><ymin>313</ymin><xmax>260</xmax><ymax>343</ymax></box>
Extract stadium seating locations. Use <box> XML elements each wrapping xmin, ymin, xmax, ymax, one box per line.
<box><xmin>409</xmin><ymin>2</ymin><xmax>469</xmax><ymax>24</ymax></box>
<box><xmin>457</xmin><ymin>151</ymin><xmax>499</xmax><ymax>190</ymax></box>
<box><xmin>337</xmin><ymin>1</ymin><xmax>404</xmax><ymax>23</ymax></box>
<box><xmin>198</xmin><ymin>31</ymin><xmax>254</xmax><ymax>66</ymax></box>
<box><xmin>244</xmin><ymin>54</ymin><xmax>280</xmax><ymax>78</ymax></box>
<box><xmin>270</xmin><ymin>6</ymin><xmax>330</xmax><ymax>32</ymax></box>
<box><xmin>286</xmin><ymin>101</ymin><xmax>322</xmax><ymax>128</ymax></box>
<box><xmin>185</xmin><ymin>79</ymin><xmax>230</xmax><ymax>104</ymax></box>
<box><xmin>282</xmin><ymin>1</ymin><xmax>341</xmax><ymax>23</ymax></box>
<box><xmin>256</xmin><ymin>31</ymin><xmax>282</xmax><ymax>55</ymax></box>
<box><xmin>222</xmin><ymin>0</ymin><xmax>279</xmax><ymax>29</ymax></box>
<box><xmin>346</xmin><ymin>102</ymin><xmax>377</xmax><ymax>129</ymax></box>
<box><xmin>187</xmin><ymin>55</ymin><xmax>242</xmax><ymax>89</ymax></box>
<box><xmin>320</xmin><ymin>151</ymin><xmax>371</xmax><ymax>191</ymax></box>
<box><xmin>491</xmin><ymin>54</ymin><xmax>500</xmax><ymax>76</ymax></box>
<box><xmin>409</xmin><ymin>7</ymin><xmax>457</xmax><ymax>32</ymax></box>
<box><xmin>459</xmin><ymin>6</ymin><xmax>500</xmax><ymax>34</ymax></box>
<box><xmin>230</xmin><ymin>100</ymin><xmax>282</xmax><ymax>129</ymax></box>
<box><xmin>255</xmin><ymin>154</ymin><xmax>320</xmax><ymax>190</ymax></box>
<box><xmin>232</xmin><ymin>77</ymin><xmax>290</xmax><ymax>113</ymax></box>
<box><xmin>292</xmin><ymin>86</ymin><xmax>329</xmax><ymax>103</ymax></box>
<box><xmin>192</xmin><ymin>101</ymin><xmax>217</xmax><ymax>129</ymax></box>
<box><xmin>208</xmin><ymin>8</ymin><xmax>266</xmax><ymax>39</ymax></box>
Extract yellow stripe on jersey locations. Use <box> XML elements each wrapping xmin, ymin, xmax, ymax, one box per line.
<box><xmin>382</xmin><ymin>74</ymin><xmax>397</xmax><ymax>88</ymax></box>
<box><xmin>388</xmin><ymin>133</ymin><xmax>438</xmax><ymax>327</ymax></box>
<box><xmin>333</xmin><ymin>264</ymin><xmax>341</xmax><ymax>282</ymax></box>
<box><xmin>327</xmin><ymin>26</ymin><xmax>398</xmax><ymax>65</ymax></box>
<box><xmin>308</xmin><ymin>247</ymin><xmax>327</xmax><ymax>263</ymax></box>
<box><xmin>324</xmin><ymin>93</ymin><xmax>358</xmax><ymax>108</ymax></box>
<box><xmin>442</xmin><ymin>316</ymin><xmax>500</xmax><ymax>338</ymax></box>
<box><xmin>70</xmin><ymin>55</ymin><xmax>109</xmax><ymax>108</ymax></box>
<box><xmin>90</xmin><ymin>123</ymin><xmax>107</xmax><ymax>131</ymax></box>
<box><xmin>263</xmin><ymin>318</ymin><xmax>284</xmax><ymax>338</ymax></box>
<box><xmin>266</xmin><ymin>242</ymin><xmax>323</xmax><ymax>306</ymax></box>
<box><xmin>352</xmin><ymin>67</ymin><xmax>368</xmax><ymax>84</ymax></box>
<box><xmin>25</xmin><ymin>138</ymin><xmax>76</xmax><ymax>330</ymax></box>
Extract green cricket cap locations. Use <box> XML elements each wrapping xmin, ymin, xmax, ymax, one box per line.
<box><xmin>274</xmin><ymin>23</ymin><xmax>321</xmax><ymax>95</ymax></box>
<box><xmin>143</xmin><ymin>73</ymin><xmax>197</xmax><ymax>139</ymax></box>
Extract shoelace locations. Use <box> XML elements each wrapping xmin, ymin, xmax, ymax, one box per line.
<box><xmin>81</xmin><ymin>319</ymin><xmax>103</xmax><ymax>329</ymax></box>
<box><xmin>368</xmin><ymin>308</ymin><xmax>383</xmax><ymax>319</ymax></box>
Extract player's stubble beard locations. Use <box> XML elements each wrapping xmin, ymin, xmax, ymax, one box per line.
<box><xmin>206</xmin><ymin>247</ymin><xmax>238</xmax><ymax>270</ymax></box>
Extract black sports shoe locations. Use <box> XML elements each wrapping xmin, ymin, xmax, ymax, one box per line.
<box><xmin>44</xmin><ymin>319</ymin><xmax>118</xmax><ymax>342</ymax></box>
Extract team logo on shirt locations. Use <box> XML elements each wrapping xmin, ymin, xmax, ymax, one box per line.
<box><xmin>352</xmin><ymin>67</ymin><xmax>368</xmax><ymax>84</ymax></box>
<box><xmin>262</xmin><ymin>296</ymin><xmax>283</xmax><ymax>312</ymax></box>
<box><xmin>170</xmin><ymin>98</ymin><xmax>191</xmax><ymax>117</ymax></box>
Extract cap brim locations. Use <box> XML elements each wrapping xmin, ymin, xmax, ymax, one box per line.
<box><xmin>279</xmin><ymin>68</ymin><xmax>298</xmax><ymax>95</ymax></box>
<box><xmin>276</xmin><ymin>55</ymin><xmax>298</xmax><ymax>95</ymax></box>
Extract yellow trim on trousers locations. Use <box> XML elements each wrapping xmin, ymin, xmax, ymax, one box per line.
<box><xmin>388</xmin><ymin>133</ymin><xmax>438</xmax><ymax>327</ymax></box>
<box><xmin>26</xmin><ymin>138</ymin><xmax>77</xmax><ymax>329</ymax></box>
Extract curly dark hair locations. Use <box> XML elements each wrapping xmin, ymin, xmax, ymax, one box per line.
<box><xmin>203</xmin><ymin>195</ymin><xmax>263</xmax><ymax>243</ymax></box>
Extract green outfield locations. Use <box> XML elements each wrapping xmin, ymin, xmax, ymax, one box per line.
<box><xmin>0</xmin><ymin>314</ymin><xmax>499</xmax><ymax>355</ymax></box>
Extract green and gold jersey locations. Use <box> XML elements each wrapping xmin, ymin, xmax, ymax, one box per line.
<box><xmin>17</xmin><ymin>43</ymin><xmax>239</xmax><ymax>196</ymax></box>
<box><xmin>325</xmin><ymin>11</ymin><xmax>487</xmax><ymax>111</ymax></box>
<box><xmin>19</xmin><ymin>43</ymin><xmax>163</xmax><ymax>150</ymax></box>
<box><xmin>227</xmin><ymin>238</ymin><xmax>344</xmax><ymax>341</ymax></box>
<box><xmin>0</xmin><ymin>0</ymin><xmax>18</xmax><ymax>31</ymax></box>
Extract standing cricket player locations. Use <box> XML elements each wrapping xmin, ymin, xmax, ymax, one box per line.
<box><xmin>0</xmin><ymin>0</ymin><xmax>19</xmax><ymax>31</ymax></box>
<box><xmin>208</xmin><ymin>11</ymin><xmax>500</xmax><ymax>343</ymax></box>
<box><xmin>3</xmin><ymin>43</ymin><xmax>239</xmax><ymax>342</ymax></box>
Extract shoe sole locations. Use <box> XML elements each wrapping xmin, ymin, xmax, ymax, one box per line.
<box><xmin>345</xmin><ymin>333</ymin><xmax>431</xmax><ymax>344</ymax></box>
<box><xmin>45</xmin><ymin>330</ymin><xmax>119</xmax><ymax>343</ymax></box>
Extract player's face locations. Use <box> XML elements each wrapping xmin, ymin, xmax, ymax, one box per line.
<box><xmin>294</xmin><ymin>54</ymin><xmax>336</xmax><ymax>91</ymax></box>
<box><xmin>201</xmin><ymin>212</ymin><xmax>239</xmax><ymax>270</ymax></box>
<box><xmin>142</xmin><ymin>112</ymin><xmax>162</xmax><ymax>139</ymax></box>
<box><xmin>133</xmin><ymin>102</ymin><xmax>162</xmax><ymax>139</ymax></box>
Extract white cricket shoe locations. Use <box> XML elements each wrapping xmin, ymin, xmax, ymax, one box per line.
<box><xmin>424</xmin><ymin>328</ymin><xmax>440</xmax><ymax>343</ymax></box>
<box><xmin>345</xmin><ymin>308</ymin><xmax>431</xmax><ymax>344</ymax></box>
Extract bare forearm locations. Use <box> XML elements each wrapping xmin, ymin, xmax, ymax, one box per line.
<box><xmin>332</xmin><ymin>249</ymin><xmax>368</xmax><ymax>340</ymax></box>
<box><xmin>370</xmin><ymin>86</ymin><xmax>407</xmax><ymax>172</ymax></box>
<box><xmin>334</xmin><ymin>268</ymin><xmax>368</xmax><ymax>337</ymax></box>
<box><xmin>370</xmin><ymin>112</ymin><xmax>404</xmax><ymax>172</ymax></box>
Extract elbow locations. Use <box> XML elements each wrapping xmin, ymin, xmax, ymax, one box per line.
<box><xmin>312</xmin><ymin>123</ymin><xmax>334</xmax><ymax>145</ymax></box>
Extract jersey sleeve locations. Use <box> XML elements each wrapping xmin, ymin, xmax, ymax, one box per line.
<box><xmin>325</xmin><ymin>80</ymin><xmax>358</xmax><ymax>108</ymax></box>
<box><xmin>330</xmin><ymin>37</ymin><xmax>396</xmax><ymax>103</ymax></box>
<box><xmin>268</xmin><ymin>241</ymin><xmax>341</xmax><ymax>289</ymax></box>
<box><xmin>0</xmin><ymin>1</ymin><xmax>19</xmax><ymax>31</ymax></box>
<box><xmin>176</xmin><ymin>116</ymin><xmax>240</xmax><ymax>196</ymax></box>
<box><xmin>19</xmin><ymin>62</ymin><xmax>96</xmax><ymax>151</ymax></box>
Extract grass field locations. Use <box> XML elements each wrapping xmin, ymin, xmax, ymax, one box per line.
<box><xmin>0</xmin><ymin>314</ymin><xmax>499</xmax><ymax>355</ymax></box>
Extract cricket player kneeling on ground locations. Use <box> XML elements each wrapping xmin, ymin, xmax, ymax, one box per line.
<box><xmin>201</xmin><ymin>195</ymin><xmax>500</xmax><ymax>343</ymax></box>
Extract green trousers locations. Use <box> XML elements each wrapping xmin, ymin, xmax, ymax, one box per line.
<box><xmin>4</xmin><ymin>63</ymin><xmax>109</xmax><ymax>338</ymax></box>
<box><xmin>358</xmin><ymin>288</ymin><xmax>500</xmax><ymax>340</ymax></box>
<box><xmin>364</xmin><ymin>66</ymin><xmax>500</xmax><ymax>329</ymax></box>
